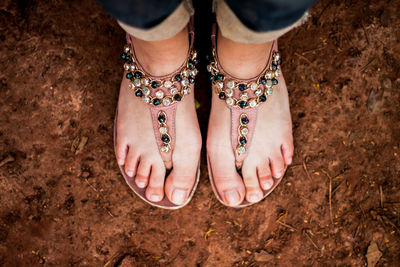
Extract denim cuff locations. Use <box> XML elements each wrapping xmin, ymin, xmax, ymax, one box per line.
<box><xmin>215</xmin><ymin>0</ymin><xmax>310</xmax><ymax>44</ymax></box>
<box><xmin>118</xmin><ymin>1</ymin><xmax>194</xmax><ymax>41</ymax></box>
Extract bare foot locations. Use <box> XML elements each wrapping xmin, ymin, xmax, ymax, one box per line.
<box><xmin>115</xmin><ymin>27</ymin><xmax>201</xmax><ymax>205</ymax></box>
<box><xmin>206</xmin><ymin>30</ymin><xmax>293</xmax><ymax>206</ymax></box>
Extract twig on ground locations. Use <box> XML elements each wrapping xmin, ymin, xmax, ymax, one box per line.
<box><xmin>294</xmin><ymin>52</ymin><xmax>312</xmax><ymax>64</ymax></box>
<box><xmin>0</xmin><ymin>155</ymin><xmax>15</xmax><ymax>167</ymax></box>
<box><xmin>321</xmin><ymin>169</ymin><xmax>333</xmax><ymax>224</ymax></box>
<box><xmin>304</xmin><ymin>230</ymin><xmax>320</xmax><ymax>250</ymax></box>
<box><xmin>302</xmin><ymin>156</ymin><xmax>312</xmax><ymax>180</ymax></box>
<box><xmin>379</xmin><ymin>185</ymin><xmax>384</xmax><ymax>208</ymax></box>
<box><xmin>85</xmin><ymin>178</ymin><xmax>114</xmax><ymax>218</ymax></box>
<box><xmin>277</xmin><ymin>221</ymin><xmax>297</xmax><ymax>232</ymax></box>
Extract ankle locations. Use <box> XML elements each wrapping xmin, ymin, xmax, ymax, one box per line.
<box><xmin>130</xmin><ymin>26</ymin><xmax>189</xmax><ymax>76</ymax></box>
<box><xmin>216</xmin><ymin>29</ymin><xmax>273</xmax><ymax>79</ymax></box>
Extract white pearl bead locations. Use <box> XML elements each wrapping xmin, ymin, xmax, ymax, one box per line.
<box><xmin>164</xmin><ymin>81</ymin><xmax>173</xmax><ymax>88</ymax></box>
<box><xmin>155</xmin><ymin>90</ymin><xmax>164</xmax><ymax>99</ymax></box>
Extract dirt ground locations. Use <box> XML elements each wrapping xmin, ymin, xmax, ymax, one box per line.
<box><xmin>0</xmin><ymin>0</ymin><xmax>399</xmax><ymax>266</ymax></box>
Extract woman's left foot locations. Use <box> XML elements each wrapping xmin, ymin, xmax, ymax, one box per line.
<box><xmin>206</xmin><ymin>30</ymin><xmax>294</xmax><ymax>207</ymax></box>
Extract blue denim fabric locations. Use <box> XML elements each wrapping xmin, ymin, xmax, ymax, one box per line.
<box><xmin>97</xmin><ymin>0</ymin><xmax>317</xmax><ymax>31</ymax></box>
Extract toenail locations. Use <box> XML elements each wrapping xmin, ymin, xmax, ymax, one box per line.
<box><xmin>248</xmin><ymin>193</ymin><xmax>261</xmax><ymax>203</ymax></box>
<box><xmin>117</xmin><ymin>158</ymin><xmax>124</xmax><ymax>165</ymax></box>
<box><xmin>149</xmin><ymin>194</ymin><xmax>162</xmax><ymax>202</ymax></box>
<box><xmin>126</xmin><ymin>170</ymin><xmax>133</xmax><ymax>177</ymax></box>
<box><xmin>262</xmin><ymin>180</ymin><xmax>274</xmax><ymax>190</ymax></box>
<box><xmin>275</xmin><ymin>172</ymin><xmax>283</xmax><ymax>178</ymax></box>
<box><xmin>136</xmin><ymin>180</ymin><xmax>146</xmax><ymax>188</ymax></box>
<box><xmin>224</xmin><ymin>189</ymin><xmax>240</xmax><ymax>205</ymax></box>
<box><xmin>172</xmin><ymin>189</ymin><xmax>187</xmax><ymax>204</ymax></box>
<box><xmin>287</xmin><ymin>157</ymin><xmax>292</xmax><ymax>165</ymax></box>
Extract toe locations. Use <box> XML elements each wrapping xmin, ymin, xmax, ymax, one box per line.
<box><xmin>145</xmin><ymin>161</ymin><xmax>165</xmax><ymax>202</ymax></box>
<box><xmin>135</xmin><ymin>159</ymin><xmax>151</xmax><ymax>189</ymax></box>
<box><xmin>270</xmin><ymin>153</ymin><xmax>286</xmax><ymax>179</ymax></box>
<box><xmin>115</xmin><ymin>139</ymin><xmax>128</xmax><ymax>166</ymax></box>
<box><xmin>281</xmin><ymin>141</ymin><xmax>294</xmax><ymax>165</ymax></box>
<box><xmin>257</xmin><ymin>162</ymin><xmax>274</xmax><ymax>190</ymax></box>
<box><xmin>242</xmin><ymin>163</ymin><xmax>264</xmax><ymax>203</ymax></box>
<box><xmin>209</xmin><ymin>157</ymin><xmax>245</xmax><ymax>207</ymax></box>
<box><xmin>124</xmin><ymin>146</ymin><xmax>139</xmax><ymax>178</ymax></box>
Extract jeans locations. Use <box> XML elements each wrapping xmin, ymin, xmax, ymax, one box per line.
<box><xmin>97</xmin><ymin>0</ymin><xmax>318</xmax><ymax>43</ymax></box>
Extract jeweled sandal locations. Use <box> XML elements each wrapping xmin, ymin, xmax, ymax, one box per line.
<box><xmin>206</xmin><ymin>25</ymin><xmax>285</xmax><ymax>208</ymax></box>
<box><xmin>114</xmin><ymin>21</ymin><xmax>200</xmax><ymax>209</ymax></box>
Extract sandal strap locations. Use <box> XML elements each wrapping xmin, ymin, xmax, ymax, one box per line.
<box><xmin>209</xmin><ymin>24</ymin><xmax>281</xmax><ymax>167</ymax></box>
<box><xmin>121</xmin><ymin>17</ymin><xmax>197</xmax><ymax>165</ymax></box>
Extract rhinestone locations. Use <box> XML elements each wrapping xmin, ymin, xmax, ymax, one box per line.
<box><xmin>207</xmin><ymin>65</ymin><xmax>212</xmax><ymax>72</ymax></box>
<box><xmin>161</xmin><ymin>134</ymin><xmax>170</xmax><ymax>143</ymax></box>
<box><xmin>175</xmin><ymin>74</ymin><xmax>182</xmax><ymax>81</ymax></box>
<box><xmin>241</xmin><ymin>116</ymin><xmax>249</xmax><ymax>125</ymax></box>
<box><xmin>227</xmin><ymin>81</ymin><xmax>235</xmax><ymax>89</ymax></box>
<box><xmin>266</xmin><ymin>71</ymin><xmax>273</xmax><ymax>79</ymax></box>
<box><xmin>219</xmin><ymin>92</ymin><xmax>226</xmax><ymax>100</ymax></box>
<box><xmin>133</xmin><ymin>71</ymin><xmax>143</xmax><ymax>79</ymax></box>
<box><xmin>249</xmin><ymin>99</ymin><xmax>257</xmax><ymax>107</ymax></box>
<box><xmin>135</xmin><ymin>89</ymin><xmax>143</xmax><ymax>97</ymax></box>
<box><xmin>142</xmin><ymin>96</ymin><xmax>150</xmax><ymax>103</ymax></box>
<box><xmin>159</xmin><ymin>126</ymin><xmax>167</xmax><ymax>134</ymax></box>
<box><xmin>267</xmin><ymin>88</ymin><xmax>273</xmax><ymax>95</ymax></box>
<box><xmin>155</xmin><ymin>90</ymin><xmax>164</xmax><ymax>99</ymax></box>
<box><xmin>124</xmin><ymin>46</ymin><xmax>130</xmax><ymax>53</ymax></box>
<box><xmin>183</xmin><ymin>70</ymin><xmax>190</xmax><ymax>77</ymax></box>
<box><xmin>216</xmin><ymin>82</ymin><xmax>224</xmax><ymax>89</ymax></box>
<box><xmin>259</xmin><ymin>94</ymin><xmax>267</xmax><ymax>102</ymax></box>
<box><xmin>237</xmin><ymin>145</ymin><xmax>246</xmax><ymax>155</ymax></box>
<box><xmin>275</xmin><ymin>69</ymin><xmax>281</xmax><ymax>76</ymax></box>
<box><xmin>121</xmin><ymin>53</ymin><xmax>127</xmax><ymax>60</ymax></box>
<box><xmin>238</xmin><ymin>84</ymin><xmax>246</xmax><ymax>91</ymax></box>
<box><xmin>125</xmin><ymin>55</ymin><xmax>132</xmax><ymax>63</ymax></box>
<box><xmin>238</xmin><ymin>100</ymin><xmax>247</xmax><ymax>108</ymax></box>
<box><xmin>189</xmin><ymin>77</ymin><xmax>195</xmax><ymax>84</ymax></box>
<box><xmin>129</xmin><ymin>65</ymin><xmax>136</xmax><ymax>71</ymax></box>
<box><xmin>275</xmin><ymin>52</ymin><xmax>280</xmax><ymax>61</ymax></box>
<box><xmin>164</xmin><ymin>81</ymin><xmax>172</xmax><ymax>88</ymax></box>
<box><xmin>124</xmin><ymin>63</ymin><xmax>130</xmax><ymax>71</ymax></box>
<box><xmin>128</xmin><ymin>82</ymin><xmax>134</xmax><ymax>89</ymax></box>
<box><xmin>162</xmin><ymin>98</ymin><xmax>171</xmax><ymax>106</ymax></box>
<box><xmin>266</xmin><ymin>80</ymin><xmax>273</xmax><ymax>88</ymax></box>
<box><xmin>170</xmin><ymin>87</ymin><xmax>178</xmax><ymax>94</ymax></box>
<box><xmin>216</xmin><ymin>74</ymin><xmax>224</xmax><ymax>81</ymax></box>
<box><xmin>151</xmin><ymin>81</ymin><xmax>159</xmax><ymax>88</ymax></box>
<box><xmin>182</xmin><ymin>87</ymin><xmax>190</xmax><ymax>95</ymax></box>
<box><xmin>240</xmin><ymin>127</ymin><xmax>249</xmax><ymax>135</ymax></box>
<box><xmin>239</xmin><ymin>136</ymin><xmax>247</xmax><ymax>145</ymax></box>
<box><xmin>271</xmin><ymin>64</ymin><xmax>278</xmax><ymax>71</ymax></box>
<box><xmin>277</xmin><ymin>59</ymin><xmax>282</xmax><ymax>65</ymax></box>
<box><xmin>181</xmin><ymin>78</ymin><xmax>189</xmax><ymax>86</ymax></box>
<box><xmin>153</xmin><ymin>98</ymin><xmax>161</xmax><ymax>105</ymax></box>
<box><xmin>259</xmin><ymin>77</ymin><xmax>267</xmax><ymax>85</ymax></box>
<box><xmin>226</xmin><ymin>98</ymin><xmax>234</xmax><ymax>106</ymax></box>
<box><xmin>174</xmin><ymin>94</ymin><xmax>182</xmax><ymax>101</ymax></box>
<box><xmin>126</xmin><ymin>72</ymin><xmax>133</xmax><ymax>79</ymax></box>
<box><xmin>240</xmin><ymin>93</ymin><xmax>248</xmax><ymax>101</ymax></box>
<box><xmin>161</xmin><ymin>144</ymin><xmax>170</xmax><ymax>153</ymax></box>
<box><xmin>141</xmin><ymin>78</ymin><xmax>149</xmax><ymax>85</ymax></box>
<box><xmin>158</xmin><ymin>114</ymin><xmax>166</xmax><ymax>123</ymax></box>
<box><xmin>142</xmin><ymin>87</ymin><xmax>150</xmax><ymax>96</ymax></box>
<box><xmin>250</xmin><ymin>83</ymin><xmax>258</xmax><ymax>91</ymax></box>
<box><xmin>272</xmin><ymin>78</ymin><xmax>278</xmax><ymax>85</ymax></box>
<box><xmin>191</xmin><ymin>69</ymin><xmax>198</xmax><ymax>76</ymax></box>
<box><xmin>134</xmin><ymin>79</ymin><xmax>141</xmax><ymax>87</ymax></box>
<box><xmin>255</xmin><ymin>89</ymin><xmax>263</xmax><ymax>96</ymax></box>
<box><xmin>225</xmin><ymin>88</ymin><xmax>233</xmax><ymax>97</ymax></box>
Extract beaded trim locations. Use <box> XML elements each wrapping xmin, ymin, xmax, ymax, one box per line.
<box><xmin>207</xmin><ymin>48</ymin><xmax>281</xmax><ymax>109</ymax></box>
<box><xmin>157</xmin><ymin>111</ymin><xmax>171</xmax><ymax>153</ymax></box>
<box><xmin>121</xmin><ymin>45</ymin><xmax>198</xmax><ymax>106</ymax></box>
<box><xmin>237</xmin><ymin>114</ymin><xmax>249</xmax><ymax>155</ymax></box>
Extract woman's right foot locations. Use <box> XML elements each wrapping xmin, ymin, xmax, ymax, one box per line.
<box><xmin>115</xmin><ymin>26</ymin><xmax>202</xmax><ymax>206</ymax></box>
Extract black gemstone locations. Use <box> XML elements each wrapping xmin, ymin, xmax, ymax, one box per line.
<box><xmin>206</xmin><ymin>55</ymin><xmax>214</xmax><ymax>63</ymax></box>
<box><xmin>126</xmin><ymin>56</ymin><xmax>132</xmax><ymax>63</ymax></box>
<box><xmin>121</xmin><ymin>53</ymin><xmax>127</xmax><ymax>60</ymax></box>
<box><xmin>271</xmin><ymin>64</ymin><xmax>277</xmax><ymax>71</ymax></box>
<box><xmin>134</xmin><ymin>71</ymin><xmax>143</xmax><ymax>79</ymax></box>
<box><xmin>216</xmin><ymin>74</ymin><xmax>224</xmax><ymax>81</ymax></box>
<box><xmin>241</xmin><ymin>116</ymin><xmax>249</xmax><ymax>125</ymax></box>
<box><xmin>238</xmin><ymin>101</ymin><xmax>247</xmax><ymax>109</ymax></box>
<box><xmin>218</xmin><ymin>92</ymin><xmax>226</xmax><ymax>100</ymax></box>
<box><xmin>259</xmin><ymin>94</ymin><xmax>267</xmax><ymax>102</ymax></box>
<box><xmin>175</xmin><ymin>74</ymin><xmax>182</xmax><ymax>81</ymax></box>
<box><xmin>272</xmin><ymin>78</ymin><xmax>278</xmax><ymax>85</ymax></box>
<box><xmin>158</xmin><ymin>114</ymin><xmax>166</xmax><ymax>123</ymax></box>
<box><xmin>259</xmin><ymin>77</ymin><xmax>267</xmax><ymax>85</ymax></box>
<box><xmin>277</xmin><ymin>59</ymin><xmax>282</xmax><ymax>65</ymax></box>
<box><xmin>135</xmin><ymin>90</ymin><xmax>143</xmax><ymax>97</ymax></box>
<box><xmin>210</xmin><ymin>76</ymin><xmax>215</xmax><ymax>82</ymax></box>
<box><xmin>239</xmin><ymin>137</ymin><xmax>247</xmax><ymax>145</ymax></box>
<box><xmin>151</xmin><ymin>81</ymin><xmax>159</xmax><ymax>88</ymax></box>
<box><xmin>238</xmin><ymin>84</ymin><xmax>246</xmax><ymax>91</ymax></box>
<box><xmin>161</xmin><ymin>134</ymin><xmax>170</xmax><ymax>143</ymax></box>
<box><xmin>189</xmin><ymin>77</ymin><xmax>195</xmax><ymax>84</ymax></box>
<box><xmin>174</xmin><ymin>94</ymin><xmax>182</xmax><ymax>101</ymax></box>
<box><xmin>153</xmin><ymin>99</ymin><xmax>161</xmax><ymax>106</ymax></box>
<box><xmin>126</xmin><ymin>72</ymin><xmax>133</xmax><ymax>79</ymax></box>
<box><xmin>188</xmin><ymin>61</ymin><xmax>194</xmax><ymax>69</ymax></box>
